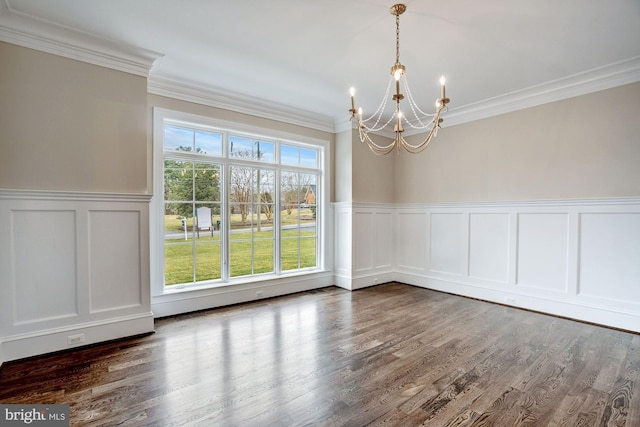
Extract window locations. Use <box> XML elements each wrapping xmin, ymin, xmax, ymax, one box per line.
<box><xmin>153</xmin><ymin>110</ymin><xmax>326</xmax><ymax>292</ymax></box>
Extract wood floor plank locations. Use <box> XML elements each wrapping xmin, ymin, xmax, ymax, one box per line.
<box><xmin>1</xmin><ymin>283</ymin><xmax>639</xmax><ymax>426</ymax></box>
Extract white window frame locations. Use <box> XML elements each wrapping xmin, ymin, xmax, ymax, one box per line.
<box><xmin>151</xmin><ymin>108</ymin><xmax>330</xmax><ymax>297</ymax></box>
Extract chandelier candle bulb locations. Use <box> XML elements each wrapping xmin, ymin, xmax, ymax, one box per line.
<box><xmin>349</xmin><ymin>87</ymin><xmax>357</xmax><ymax>117</ymax></box>
<box><xmin>440</xmin><ymin>76</ymin><xmax>446</xmax><ymax>99</ymax></box>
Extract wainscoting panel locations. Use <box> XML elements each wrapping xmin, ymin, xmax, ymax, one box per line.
<box><xmin>89</xmin><ymin>210</ymin><xmax>143</xmax><ymax>313</ymax></box>
<box><xmin>373</xmin><ymin>212</ymin><xmax>393</xmax><ymax>270</ymax></box>
<box><xmin>468</xmin><ymin>213</ymin><xmax>510</xmax><ymax>283</ymax></box>
<box><xmin>516</xmin><ymin>213</ymin><xmax>569</xmax><ymax>292</ymax></box>
<box><xmin>0</xmin><ymin>190</ymin><xmax>154</xmax><ymax>363</ymax></box>
<box><xmin>333</xmin><ymin>206</ymin><xmax>352</xmax><ymax>288</ymax></box>
<box><xmin>389</xmin><ymin>198</ymin><xmax>640</xmax><ymax>333</ymax></box>
<box><xmin>11</xmin><ymin>209</ymin><xmax>79</xmax><ymax>324</ymax></box>
<box><xmin>429</xmin><ymin>212</ymin><xmax>467</xmax><ymax>276</ymax></box>
<box><xmin>353</xmin><ymin>211</ymin><xmax>373</xmax><ymax>273</ymax></box>
<box><xmin>396</xmin><ymin>210</ymin><xmax>428</xmax><ymax>273</ymax></box>
<box><xmin>579</xmin><ymin>212</ymin><xmax>640</xmax><ymax>303</ymax></box>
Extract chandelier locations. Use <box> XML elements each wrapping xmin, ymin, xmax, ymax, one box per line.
<box><xmin>348</xmin><ymin>4</ymin><xmax>450</xmax><ymax>155</ymax></box>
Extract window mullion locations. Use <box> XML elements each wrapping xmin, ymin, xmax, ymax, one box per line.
<box><xmin>222</xmin><ymin>157</ymin><xmax>230</xmax><ymax>282</ymax></box>
<box><xmin>275</xmin><ymin>169</ymin><xmax>281</xmax><ymax>275</ymax></box>
<box><xmin>191</xmin><ymin>161</ymin><xmax>197</xmax><ymax>284</ymax></box>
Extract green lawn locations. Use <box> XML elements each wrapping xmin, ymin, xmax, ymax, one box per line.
<box><xmin>164</xmin><ymin>228</ymin><xmax>317</xmax><ymax>285</ymax></box>
<box><xmin>164</xmin><ymin>208</ymin><xmax>315</xmax><ymax>232</ymax></box>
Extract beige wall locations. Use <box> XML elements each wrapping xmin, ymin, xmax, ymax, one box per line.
<box><xmin>334</xmin><ymin>129</ymin><xmax>353</xmax><ymax>202</ymax></box>
<box><xmin>351</xmin><ymin>129</ymin><xmax>395</xmax><ymax>203</ymax></box>
<box><xmin>394</xmin><ymin>82</ymin><xmax>640</xmax><ymax>203</ymax></box>
<box><xmin>148</xmin><ymin>94</ymin><xmax>335</xmax><ymax>202</ymax></box>
<box><xmin>0</xmin><ymin>42</ymin><xmax>148</xmax><ymax>193</ymax></box>
<box><xmin>4</xmin><ymin>38</ymin><xmax>637</xmax><ymax>207</ymax></box>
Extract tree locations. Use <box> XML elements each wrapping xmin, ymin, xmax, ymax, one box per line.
<box><xmin>229</xmin><ymin>146</ymin><xmax>274</xmax><ymax>226</ymax></box>
<box><xmin>261</xmin><ymin>191</ymin><xmax>274</xmax><ymax>220</ymax></box>
<box><xmin>230</xmin><ymin>165</ymin><xmax>252</xmax><ymax>223</ymax></box>
<box><xmin>164</xmin><ymin>146</ymin><xmax>220</xmax><ymax>220</ymax></box>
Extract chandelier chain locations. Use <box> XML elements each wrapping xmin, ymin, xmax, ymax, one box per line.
<box><xmin>395</xmin><ymin>12</ymin><xmax>400</xmax><ymax>66</ymax></box>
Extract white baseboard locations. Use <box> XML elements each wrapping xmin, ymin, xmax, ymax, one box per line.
<box><xmin>1</xmin><ymin>312</ymin><xmax>154</xmax><ymax>362</ymax></box>
<box><xmin>152</xmin><ymin>272</ymin><xmax>334</xmax><ymax>318</ymax></box>
<box><xmin>335</xmin><ymin>271</ymin><xmax>396</xmax><ymax>291</ymax></box>
<box><xmin>397</xmin><ymin>272</ymin><xmax>640</xmax><ymax>333</ymax></box>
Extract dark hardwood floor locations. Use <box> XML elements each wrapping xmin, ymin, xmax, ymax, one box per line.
<box><xmin>1</xmin><ymin>282</ymin><xmax>639</xmax><ymax>426</ymax></box>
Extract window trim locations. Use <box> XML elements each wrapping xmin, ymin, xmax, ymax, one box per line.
<box><xmin>151</xmin><ymin>107</ymin><xmax>330</xmax><ymax>297</ymax></box>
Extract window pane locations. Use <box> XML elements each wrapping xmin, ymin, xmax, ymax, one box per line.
<box><xmin>194</xmin><ymin>163</ymin><xmax>221</xmax><ymax>202</ymax></box>
<box><xmin>300</xmin><ymin>148</ymin><xmax>318</xmax><ymax>168</ymax></box>
<box><xmin>195</xmin><ymin>239</ymin><xmax>221</xmax><ymax>281</ymax></box>
<box><xmin>164</xmin><ymin>160</ymin><xmax>193</xmax><ymax>202</ymax></box>
<box><xmin>280</xmin><ymin>170</ymin><xmax>318</xmax><ymax>272</ymax></box>
<box><xmin>230</xmin><ymin>240</ymin><xmax>252</xmax><ymax>277</ymax></box>
<box><xmin>195</xmin><ymin>131</ymin><xmax>222</xmax><ymax>156</ymax></box>
<box><xmin>229</xmin><ymin>135</ymin><xmax>253</xmax><ymax>159</ymax></box>
<box><xmin>280</xmin><ymin>145</ymin><xmax>299</xmax><ymax>166</ymax></box>
<box><xmin>230</xmin><ymin>203</ymin><xmax>251</xmax><ymax>234</ymax></box>
<box><xmin>253</xmin><ymin>169</ymin><xmax>274</xmax><ymax>237</ymax></box>
<box><xmin>281</xmin><ymin>171</ymin><xmax>300</xmax><ymax>210</ymax></box>
<box><xmin>164</xmin><ymin>125</ymin><xmax>194</xmax><ymax>151</ymax></box>
<box><xmin>230</xmin><ymin>166</ymin><xmax>252</xmax><ymax>203</ymax></box>
<box><xmin>229</xmin><ymin>135</ymin><xmax>275</xmax><ymax>162</ymax></box>
<box><xmin>164</xmin><ymin>203</ymin><xmax>194</xmax><ymax>285</ymax></box>
<box><xmin>255</xmin><ymin>141</ymin><xmax>274</xmax><ymax>163</ymax></box>
<box><xmin>300</xmin><ymin>237</ymin><xmax>317</xmax><ymax>268</ymax></box>
<box><xmin>194</xmin><ymin>203</ymin><xmax>221</xmax><ymax>235</ymax></box>
<box><xmin>252</xmin><ymin>205</ymin><xmax>274</xmax><ymax>238</ymax></box>
<box><xmin>281</xmin><ymin>236</ymin><xmax>300</xmax><ymax>271</ymax></box>
<box><xmin>254</xmin><ymin>239</ymin><xmax>274</xmax><ymax>274</ymax></box>
<box><xmin>300</xmin><ymin>174</ymin><xmax>317</xmax><ymax>210</ymax></box>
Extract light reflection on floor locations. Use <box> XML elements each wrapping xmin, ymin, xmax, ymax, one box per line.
<box><xmin>160</xmin><ymin>296</ymin><xmax>330</xmax><ymax>424</ymax></box>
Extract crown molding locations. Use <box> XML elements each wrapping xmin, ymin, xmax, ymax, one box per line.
<box><xmin>0</xmin><ymin>0</ymin><xmax>162</xmax><ymax>77</ymax></box>
<box><xmin>338</xmin><ymin>56</ymin><xmax>640</xmax><ymax>135</ymax></box>
<box><xmin>148</xmin><ymin>75</ymin><xmax>336</xmax><ymax>134</ymax></box>
<box><xmin>441</xmin><ymin>56</ymin><xmax>640</xmax><ymax>128</ymax></box>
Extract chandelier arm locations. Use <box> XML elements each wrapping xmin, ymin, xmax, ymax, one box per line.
<box><xmin>360</xmin><ymin>128</ymin><xmax>396</xmax><ymax>155</ymax></box>
<box><xmin>399</xmin><ymin>111</ymin><xmax>443</xmax><ymax>153</ymax></box>
<box><xmin>399</xmin><ymin>126</ymin><xmax>437</xmax><ymax>154</ymax></box>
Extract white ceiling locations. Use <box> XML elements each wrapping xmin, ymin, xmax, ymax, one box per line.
<box><xmin>2</xmin><ymin>0</ymin><xmax>640</xmax><ymax>131</ymax></box>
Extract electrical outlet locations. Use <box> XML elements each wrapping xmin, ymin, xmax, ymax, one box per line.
<box><xmin>68</xmin><ymin>333</ymin><xmax>85</xmax><ymax>346</ymax></box>
<box><xmin>373</xmin><ymin>278</ymin><xmax>379</xmax><ymax>285</ymax></box>
<box><xmin>256</xmin><ymin>290</ymin><xmax>263</xmax><ymax>298</ymax></box>
<box><xmin>505</xmin><ymin>297</ymin><xmax>516</xmax><ymax>305</ymax></box>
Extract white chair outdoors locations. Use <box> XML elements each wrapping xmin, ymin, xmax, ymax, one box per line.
<box><xmin>196</xmin><ymin>206</ymin><xmax>213</xmax><ymax>237</ymax></box>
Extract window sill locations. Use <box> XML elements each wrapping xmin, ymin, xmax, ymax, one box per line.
<box><xmin>151</xmin><ymin>270</ymin><xmax>334</xmax><ymax>317</ymax></box>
